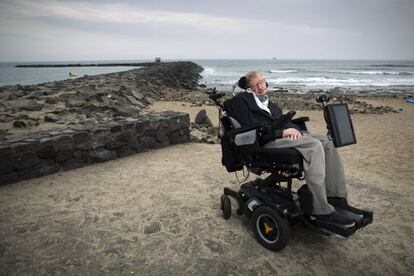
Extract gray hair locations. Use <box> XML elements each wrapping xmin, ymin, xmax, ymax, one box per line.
<box><xmin>245</xmin><ymin>71</ymin><xmax>263</xmax><ymax>89</ymax></box>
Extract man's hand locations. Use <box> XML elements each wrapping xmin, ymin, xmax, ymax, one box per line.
<box><xmin>282</xmin><ymin>128</ymin><xmax>302</xmax><ymax>140</ymax></box>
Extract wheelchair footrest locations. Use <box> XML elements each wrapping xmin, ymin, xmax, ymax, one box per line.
<box><xmin>312</xmin><ymin>219</ymin><xmax>357</xmax><ymax>238</ymax></box>
<box><xmin>308</xmin><ymin>206</ymin><xmax>373</xmax><ymax>238</ymax></box>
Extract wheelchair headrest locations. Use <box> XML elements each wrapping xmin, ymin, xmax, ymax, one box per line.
<box><xmin>238</xmin><ymin>76</ymin><xmax>248</xmax><ymax>90</ymax></box>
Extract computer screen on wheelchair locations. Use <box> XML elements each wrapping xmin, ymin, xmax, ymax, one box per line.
<box><xmin>325</xmin><ymin>103</ymin><xmax>357</xmax><ymax>147</ymax></box>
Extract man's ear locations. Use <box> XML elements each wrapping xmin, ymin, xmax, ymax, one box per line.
<box><xmin>238</xmin><ymin>76</ymin><xmax>248</xmax><ymax>90</ymax></box>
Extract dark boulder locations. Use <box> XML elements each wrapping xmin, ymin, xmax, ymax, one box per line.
<box><xmin>44</xmin><ymin>114</ymin><xmax>62</xmax><ymax>123</ymax></box>
<box><xmin>194</xmin><ymin>109</ymin><xmax>213</xmax><ymax>127</ymax></box>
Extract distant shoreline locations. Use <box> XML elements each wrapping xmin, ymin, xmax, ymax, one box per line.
<box><xmin>15</xmin><ymin>62</ymin><xmax>159</xmax><ymax>68</ymax></box>
<box><xmin>3</xmin><ymin>60</ymin><xmax>413</xmax><ymax>93</ymax></box>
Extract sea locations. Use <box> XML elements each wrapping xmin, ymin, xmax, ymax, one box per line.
<box><xmin>1</xmin><ymin>59</ymin><xmax>414</xmax><ymax>94</ymax></box>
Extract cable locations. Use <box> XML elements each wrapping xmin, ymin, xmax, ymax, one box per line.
<box><xmin>235</xmin><ymin>166</ymin><xmax>250</xmax><ymax>184</ymax></box>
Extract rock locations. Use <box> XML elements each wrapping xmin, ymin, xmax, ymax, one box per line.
<box><xmin>0</xmin><ymin>129</ymin><xmax>9</xmax><ymax>142</ymax></box>
<box><xmin>88</xmin><ymin>148</ymin><xmax>117</xmax><ymax>162</ymax></box>
<box><xmin>73</xmin><ymin>132</ymin><xmax>90</xmax><ymax>144</ymax></box>
<box><xmin>91</xmin><ymin>135</ymin><xmax>113</xmax><ymax>149</ymax></box>
<box><xmin>11</xmin><ymin>99</ymin><xmax>44</xmax><ymax>111</ymax></box>
<box><xmin>190</xmin><ymin>129</ymin><xmax>207</xmax><ymax>143</ymax></box>
<box><xmin>194</xmin><ymin>109</ymin><xmax>213</xmax><ymax>127</ymax></box>
<box><xmin>125</xmin><ymin>95</ymin><xmax>145</xmax><ymax>108</ymax></box>
<box><xmin>13</xmin><ymin>120</ymin><xmax>27</xmax><ymax>128</ymax></box>
<box><xmin>106</xmin><ymin>140</ymin><xmax>127</xmax><ymax>150</ymax></box>
<box><xmin>25</xmin><ymin>91</ymin><xmax>44</xmax><ymax>99</ymax></box>
<box><xmin>45</xmin><ymin>97</ymin><xmax>59</xmax><ymax>104</ymax></box>
<box><xmin>12</xmin><ymin>115</ymin><xmax>39</xmax><ymax>128</ymax></box>
<box><xmin>117</xmin><ymin>146</ymin><xmax>136</xmax><ymax>157</ymax></box>
<box><xmin>61</xmin><ymin>159</ymin><xmax>85</xmax><ymax>170</ymax></box>
<box><xmin>44</xmin><ymin>114</ymin><xmax>62</xmax><ymax>123</ymax></box>
<box><xmin>13</xmin><ymin>152</ymin><xmax>42</xmax><ymax>169</ymax></box>
<box><xmin>131</xmin><ymin>90</ymin><xmax>144</xmax><ymax>100</ymax></box>
<box><xmin>37</xmin><ymin>145</ymin><xmax>57</xmax><ymax>159</ymax></box>
<box><xmin>0</xmin><ymin>154</ymin><xmax>13</xmax><ymax>174</ymax></box>
<box><xmin>7</xmin><ymin>93</ymin><xmax>18</xmax><ymax>100</ymax></box>
<box><xmin>144</xmin><ymin>222</ymin><xmax>161</xmax><ymax>234</ymax></box>
<box><xmin>139</xmin><ymin>136</ymin><xmax>157</xmax><ymax>149</ymax></box>
<box><xmin>65</xmin><ymin>98</ymin><xmax>87</xmax><ymax>108</ymax></box>
<box><xmin>204</xmin><ymin>239</ymin><xmax>224</xmax><ymax>254</ymax></box>
<box><xmin>39</xmin><ymin>160</ymin><xmax>60</xmax><ymax>175</ymax></box>
<box><xmin>143</xmin><ymin>96</ymin><xmax>156</xmax><ymax>105</ymax></box>
<box><xmin>56</xmin><ymin>150</ymin><xmax>73</xmax><ymax>162</ymax></box>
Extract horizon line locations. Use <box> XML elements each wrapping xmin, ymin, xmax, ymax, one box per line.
<box><xmin>1</xmin><ymin>58</ymin><xmax>414</xmax><ymax>63</ymax></box>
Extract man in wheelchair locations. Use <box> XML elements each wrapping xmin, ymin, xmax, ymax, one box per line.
<box><xmin>213</xmin><ymin>71</ymin><xmax>373</xmax><ymax>251</ymax></box>
<box><xmin>234</xmin><ymin>71</ymin><xmax>353</xmax><ymax>226</ymax></box>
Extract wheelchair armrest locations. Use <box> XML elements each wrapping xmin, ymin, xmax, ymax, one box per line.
<box><xmin>226</xmin><ymin>123</ymin><xmax>263</xmax><ymax>153</ymax></box>
<box><xmin>227</xmin><ymin>123</ymin><xmax>262</xmax><ymax>136</ymax></box>
<box><xmin>292</xmin><ymin>117</ymin><xmax>310</xmax><ymax>124</ymax></box>
<box><xmin>292</xmin><ymin>116</ymin><xmax>310</xmax><ymax>132</ymax></box>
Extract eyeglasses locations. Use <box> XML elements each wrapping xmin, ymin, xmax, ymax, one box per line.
<box><xmin>255</xmin><ymin>79</ymin><xmax>267</xmax><ymax>88</ymax></box>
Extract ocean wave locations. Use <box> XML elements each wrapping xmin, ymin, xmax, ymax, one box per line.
<box><xmin>203</xmin><ymin>76</ymin><xmax>414</xmax><ymax>87</ymax></box>
<box><xmin>371</xmin><ymin>64</ymin><xmax>414</xmax><ymax>68</ymax></box>
<box><xmin>201</xmin><ymin>67</ymin><xmax>243</xmax><ymax>78</ymax></box>
<box><xmin>268</xmin><ymin>69</ymin><xmax>298</xmax><ymax>74</ymax></box>
<box><xmin>338</xmin><ymin>70</ymin><xmax>412</xmax><ymax>75</ymax></box>
<box><xmin>265</xmin><ymin>77</ymin><xmax>414</xmax><ymax>87</ymax></box>
<box><xmin>201</xmin><ymin>67</ymin><xmax>216</xmax><ymax>76</ymax></box>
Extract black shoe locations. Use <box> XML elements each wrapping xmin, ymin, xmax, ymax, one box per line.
<box><xmin>312</xmin><ymin>210</ymin><xmax>355</xmax><ymax>228</ymax></box>
<box><xmin>327</xmin><ymin>197</ymin><xmax>349</xmax><ymax>209</ymax></box>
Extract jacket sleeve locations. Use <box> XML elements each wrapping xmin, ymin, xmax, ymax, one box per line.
<box><xmin>269</xmin><ymin>102</ymin><xmax>301</xmax><ymax>133</ymax></box>
<box><xmin>285</xmin><ymin>122</ymin><xmax>302</xmax><ymax>132</ymax></box>
<box><xmin>227</xmin><ymin>95</ymin><xmax>253</xmax><ymax>127</ymax></box>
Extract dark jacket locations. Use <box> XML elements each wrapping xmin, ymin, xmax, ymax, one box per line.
<box><xmin>224</xmin><ymin>92</ymin><xmax>300</xmax><ymax>139</ymax></box>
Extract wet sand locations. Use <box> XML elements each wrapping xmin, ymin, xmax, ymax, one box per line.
<box><xmin>0</xmin><ymin>97</ymin><xmax>413</xmax><ymax>275</ymax></box>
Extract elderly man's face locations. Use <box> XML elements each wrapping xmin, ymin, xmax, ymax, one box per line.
<box><xmin>250</xmin><ymin>75</ymin><xmax>267</xmax><ymax>95</ymax></box>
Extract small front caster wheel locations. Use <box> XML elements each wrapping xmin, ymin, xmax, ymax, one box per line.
<box><xmin>252</xmin><ymin>206</ymin><xmax>290</xmax><ymax>251</ymax></box>
<box><xmin>220</xmin><ymin>195</ymin><xmax>231</xmax><ymax>220</ymax></box>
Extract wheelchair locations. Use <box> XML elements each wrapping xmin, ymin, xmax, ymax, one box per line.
<box><xmin>208</xmin><ymin>88</ymin><xmax>373</xmax><ymax>252</ymax></box>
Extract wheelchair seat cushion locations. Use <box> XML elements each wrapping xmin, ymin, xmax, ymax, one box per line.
<box><xmin>255</xmin><ymin>147</ymin><xmax>303</xmax><ymax>166</ymax></box>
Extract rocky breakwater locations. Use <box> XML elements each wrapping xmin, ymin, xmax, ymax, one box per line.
<box><xmin>0</xmin><ymin>62</ymin><xmax>203</xmax><ymax>185</ymax></box>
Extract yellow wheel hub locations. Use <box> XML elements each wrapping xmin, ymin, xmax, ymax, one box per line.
<box><xmin>264</xmin><ymin>222</ymin><xmax>273</xmax><ymax>234</ymax></box>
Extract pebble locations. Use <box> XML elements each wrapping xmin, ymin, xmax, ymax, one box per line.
<box><xmin>144</xmin><ymin>222</ymin><xmax>161</xmax><ymax>234</ymax></box>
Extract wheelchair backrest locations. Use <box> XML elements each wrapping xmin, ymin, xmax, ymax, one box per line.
<box><xmin>220</xmin><ymin>98</ymin><xmax>260</xmax><ymax>172</ymax></box>
<box><xmin>219</xmin><ymin>115</ymin><xmax>242</xmax><ymax>172</ymax></box>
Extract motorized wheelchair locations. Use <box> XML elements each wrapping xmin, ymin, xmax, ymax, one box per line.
<box><xmin>207</xmin><ymin>86</ymin><xmax>373</xmax><ymax>252</ymax></box>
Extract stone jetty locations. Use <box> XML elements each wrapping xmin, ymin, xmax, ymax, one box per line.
<box><xmin>15</xmin><ymin>62</ymin><xmax>158</xmax><ymax>68</ymax></box>
<box><xmin>0</xmin><ymin>62</ymin><xmax>204</xmax><ymax>185</ymax></box>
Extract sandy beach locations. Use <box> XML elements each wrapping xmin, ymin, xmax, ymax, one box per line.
<box><xmin>1</xmin><ymin>0</ymin><xmax>414</xmax><ymax>273</ymax></box>
<box><xmin>0</xmin><ymin>94</ymin><xmax>413</xmax><ymax>275</ymax></box>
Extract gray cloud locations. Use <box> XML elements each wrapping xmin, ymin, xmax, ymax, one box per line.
<box><xmin>0</xmin><ymin>0</ymin><xmax>413</xmax><ymax>61</ymax></box>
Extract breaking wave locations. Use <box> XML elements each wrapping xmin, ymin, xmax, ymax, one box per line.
<box><xmin>339</xmin><ymin>70</ymin><xmax>413</xmax><ymax>75</ymax></box>
<box><xmin>268</xmin><ymin>69</ymin><xmax>298</xmax><ymax>73</ymax></box>
<box><xmin>266</xmin><ymin>77</ymin><xmax>414</xmax><ymax>87</ymax></box>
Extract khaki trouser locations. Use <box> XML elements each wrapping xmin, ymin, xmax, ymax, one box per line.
<box><xmin>263</xmin><ymin>133</ymin><xmax>347</xmax><ymax>215</ymax></box>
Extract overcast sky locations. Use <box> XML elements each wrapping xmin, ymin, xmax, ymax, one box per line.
<box><xmin>0</xmin><ymin>0</ymin><xmax>413</xmax><ymax>61</ymax></box>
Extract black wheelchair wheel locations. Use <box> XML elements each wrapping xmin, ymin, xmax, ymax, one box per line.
<box><xmin>252</xmin><ymin>206</ymin><xmax>290</xmax><ymax>251</ymax></box>
<box><xmin>220</xmin><ymin>195</ymin><xmax>231</xmax><ymax>220</ymax></box>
